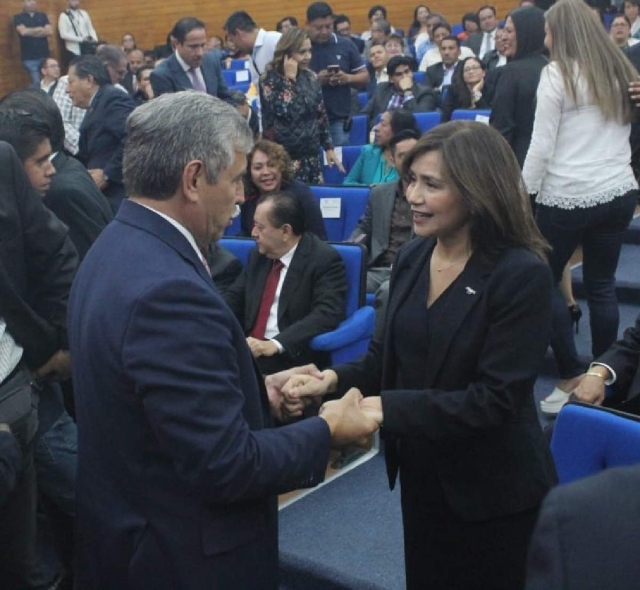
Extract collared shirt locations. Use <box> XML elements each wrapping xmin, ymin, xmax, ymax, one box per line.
<box><xmin>387</xmin><ymin>89</ymin><xmax>414</xmax><ymax>110</ymax></box>
<box><xmin>0</xmin><ymin>319</ymin><xmax>23</xmax><ymax>384</ymax></box>
<box><xmin>136</xmin><ymin>203</ymin><xmax>210</xmax><ymax>275</ymax></box>
<box><xmin>40</xmin><ymin>78</ymin><xmax>57</xmax><ymax>94</ymax></box>
<box><xmin>264</xmin><ymin>241</ymin><xmax>300</xmax><ymax>349</ymax></box>
<box><xmin>52</xmin><ymin>75</ymin><xmax>85</xmax><ymax>155</ymax></box>
<box><xmin>442</xmin><ymin>62</ymin><xmax>458</xmax><ymax>87</ymax></box>
<box><xmin>250</xmin><ymin>28</ymin><xmax>281</xmax><ymax>84</ymax></box>
<box><xmin>13</xmin><ymin>11</ymin><xmax>50</xmax><ymax>60</ymax></box>
<box><xmin>175</xmin><ymin>51</ymin><xmax>206</xmax><ymax>90</ymax></box>
<box><xmin>479</xmin><ymin>30</ymin><xmax>496</xmax><ymax>60</ymax></box>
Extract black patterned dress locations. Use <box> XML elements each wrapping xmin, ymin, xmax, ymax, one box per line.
<box><xmin>261</xmin><ymin>68</ymin><xmax>334</xmax><ymax>184</ymax></box>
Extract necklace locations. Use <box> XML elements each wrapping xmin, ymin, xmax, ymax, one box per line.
<box><xmin>436</xmin><ymin>259</ymin><xmax>466</xmax><ymax>272</ymax></box>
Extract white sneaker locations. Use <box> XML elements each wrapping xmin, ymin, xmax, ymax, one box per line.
<box><xmin>540</xmin><ymin>387</ymin><xmax>572</xmax><ymax>415</ymax></box>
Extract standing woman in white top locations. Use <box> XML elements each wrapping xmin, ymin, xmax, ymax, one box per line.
<box><xmin>523</xmin><ymin>0</ymin><xmax>639</xmax><ymax>413</ymax></box>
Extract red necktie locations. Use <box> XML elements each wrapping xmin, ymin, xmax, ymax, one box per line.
<box><xmin>250</xmin><ymin>260</ymin><xmax>284</xmax><ymax>340</ymax></box>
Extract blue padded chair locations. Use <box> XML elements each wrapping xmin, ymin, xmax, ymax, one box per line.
<box><xmin>551</xmin><ymin>402</ymin><xmax>640</xmax><ymax>485</ymax></box>
<box><xmin>349</xmin><ymin>115</ymin><xmax>368</xmax><ymax>145</ymax></box>
<box><xmin>310</xmin><ymin>243</ymin><xmax>375</xmax><ymax>364</ymax></box>
<box><xmin>218</xmin><ymin>237</ymin><xmax>256</xmax><ymax>266</ymax></box>
<box><xmin>451</xmin><ymin>23</ymin><xmax>464</xmax><ymax>36</ymax></box>
<box><xmin>223</xmin><ymin>213</ymin><xmax>242</xmax><ymax>237</ymax></box>
<box><xmin>357</xmin><ymin>92</ymin><xmax>369</xmax><ymax>110</ymax></box>
<box><xmin>228</xmin><ymin>59</ymin><xmax>250</xmax><ymax>71</ymax></box>
<box><xmin>413</xmin><ymin>71</ymin><xmax>425</xmax><ymax>85</ymax></box>
<box><xmin>222</xmin><ymin>69</ymin><xmax>236</xmax><ymax>86</ymax></box>
<box><xmin>322</xmin><ymin>145</ymin><xmax>366</xmax><ymax>185</ymax></box>
<box><xmin>230</xmin><ymin>82</ymin><xmax>251</xmax><ymax>94</ymax></box>
<box><xmin>451</xmin><ymin>109</ymin><xmax>492</xmax><ymax>121</ymax></box>
<box><xmin>414</xmin><ymin>112</ymin><xmax>441</xmax><ymax>133</ymax></box>
<box><xmin>310</xmin><ymin>185</ymin><xmax>370</xmax><ymax>242</ymax></box>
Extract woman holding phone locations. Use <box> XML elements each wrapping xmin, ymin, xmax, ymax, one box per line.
<box><xmin>261</xmin><ymin>27</ymin><xmax>344</xmax><ymax>184</ymax></box>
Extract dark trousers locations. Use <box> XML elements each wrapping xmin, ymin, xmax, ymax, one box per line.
<box><xmin>536</xmin><ymin>191</ymin><xmax>637</xmax><ymax>378</ymax></box>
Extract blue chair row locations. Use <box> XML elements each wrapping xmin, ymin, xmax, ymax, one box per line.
<box><xmin>222</xmin><ymin>68</ymin><xmax>252</xmax><ymax>87</ymax></box>
<box><xmin>451</xmin><ymin>109</ymin><xmax>491</xmax><ymax>121</ymax></box>
<box><xmin>551</xmin><ymin>402</ymin><xmax>640</xmax><ymax>485</ymax></box>
<box><xmin>310</xmin><ymin>185</ymin><xmax>369</xmax><ymax>242</ymax></box>
<box><xmin>321</xmin><ymin>145</ymin><xmax>365</xmax><ymax>185</ymax></box>
<box><xmin>413</xmin><ymin>70</ymin><xmax>425</xmax><ymax>85</ymax></box>
<box><xmin>218</xmin><ymin>237</ymin><xmax>374</xmax><ymax>364</ymax></box>
<box><xmin>229</xmin><ymin>82</ymin><xmax>251</xmax><ymax>94</ymax></box>
<box><xmin>224</xmin><ymin>58</ymin><xmax>251</xmax><ymax>71</ymax></box>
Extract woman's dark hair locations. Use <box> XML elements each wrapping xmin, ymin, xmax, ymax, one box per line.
<box><xmin>368</xmin><ymin>5</ymin><xmax>388</xmax><ymax>20</ymax></box>
<box><xmin>389</xmin><ymin>110</ymin><xmax>421</xmax><ymax>136</ymax></box>
<box><xmin>509</xmin><ymin>6</ymin><xmax>546</xmax><ymax>61</ymax></box>
<box><xmin>451</xmin><ymin>57</ymin><xmax>485</xmax><ymax>108</ymax></box>
<box><xmin>461</xmin><ymin>12</ymin><xmax>480</xmax><ymax>30</ymax></box>
<box><xmin>400</xmin><ymin>121</ymin><xmax>549</xmax><ymax>260</ymax></box>
<box><xmin>409</xmin><ymin>4</ymin><xmax>431</xmax><ymax>37</ymax></box>
<box><xmin>245</xmin><ymin>140</ymin><xmax>293</xmax><ymax>196</ymax></box>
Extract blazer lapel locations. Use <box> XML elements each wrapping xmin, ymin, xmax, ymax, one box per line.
<box><xmin>169</xmin><ymin>56</ymin><xmax>193</xmax><ymax>90</ymax></box>
<box><xmin>422</xmin><ymin>252</ymin><xmax>494</xmax><ymax>386</ymax></box>
<box><xmin>246</xmin><ymin>257</ymin><xmax>271</xmax><ymax>329</ymax></box>
<box><xmin>200</xmin><ymin>60</ymin><xmax>216</xmax><ymax>94</ymax></box>
<box><xmin>277</xmin><ymin>234</ymin><xmax>311</xmax><ymax>321</ymax></box>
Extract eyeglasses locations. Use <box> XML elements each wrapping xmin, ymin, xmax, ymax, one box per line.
<box><xmin>464</xmin><ymin>65</ymin><xmax>482</xmax><ymax>72</ymax></box>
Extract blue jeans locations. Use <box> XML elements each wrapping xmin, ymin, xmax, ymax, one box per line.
<box><xmin>22</xmin><ymin>60</ymin><xmax>41</xmax><ymax>86</ymax></box>
<box><xmin>536</xmin><ymin>191</ymin><xmax>637</xmax><ymax>378</ymax></box>
<box><xmin>329</xmin><ymin>119</ymin><xmax>350</xmax><ymax>147</ymax></box>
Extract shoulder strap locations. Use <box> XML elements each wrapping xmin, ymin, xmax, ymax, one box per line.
<box><xmin>65</xmin><ymin>10</ymin><xmax>81</xmax><ymax>38</ymax></box>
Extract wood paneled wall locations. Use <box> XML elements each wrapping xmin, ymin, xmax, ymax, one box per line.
<box><xmin>1</xmin><ymin>0</ymin><xmax>516</xmax><ymax>97</ymax></box>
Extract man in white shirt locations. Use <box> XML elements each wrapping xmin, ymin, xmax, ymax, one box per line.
<box><xmin>224</xmin><ymin>192</ymin><xmax>347</xmax><ymax>376</ymax></box>
<box><xmin>467</xmin><ymin>5</ymin><xmax>499</xmax><ymax>60</ymax></box>
<box><xmin>223</xmin><ymin>11</ymin><xmax>281</xmax><ymax>84</ymax></box>
<box><xmin>57</xmin><ymin>0</ymin><xmax>97</xmax><ymax>62</ymax></box>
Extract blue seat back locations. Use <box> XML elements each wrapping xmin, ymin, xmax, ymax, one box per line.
<box><xmin>228</xmin><ymin>59</ymin><xmax>250</xmax><ymax>71</ymax></box>
<box><xmin>357</xmin><ymin>92</ymin><xmax>369</xmax><ymax>110</ymax></box>
<box><xmin>551</xmin><ymin>402</ymin><xmax>640</xmax><ymax>485</ymax></box>
<box><xmin>218</xmin><ymin>237</ymin><xmax>256</xmax><ymax>266</ymax></box>
<box><xmin>224</xmin><ymin>213</ymin><xmax>242</xmax><ymax>236</ymax></box>
<box><xmin>451</xmin><ymin>109</ymin><xmax>492</xmax><ymax>121</ymax></box>
<box><xmin>322</xmin><ymin>145</ymin><xmax>365</xmax><ymax>185</ymax></box>
<box><xmin>413</xmin><ymin>71</ymin><xmax>425</xmax><ymax>85</ymax></box>
<box><xmin>349</xmin><ymin>115</ymin><xmax>368</xmax><ymax>145</ymax></box>
<box><xmin>330</xmin><ymin>243</ymin><xmax>367</xmax><ymax>311</ymax></box>
<box><xmin>451</xmin><ymin>23</ymin><xmax>464</xmax><ymax>36</ymax></box>
<box><xmin>414</xmin><ymin>111</ymin><xmax>441</xmax><ymax>133</ymax></box>
<box><xmin>222</xmin><ymin>70</ymin><xmax>236</xmax><ymax>86</ymax></box>
<box><xmin>230</xmin><ymin>82</ymin><xmax>251</xmax><ymax>93</ymax></box>
<box><xmin>310</xmin><ymin>185</ymin><xmax>370</xmax><ymax>242</ymax></box>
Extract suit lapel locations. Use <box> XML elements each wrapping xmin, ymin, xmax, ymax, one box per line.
<box><xmin>80</xmin><ymin>86</ymin><xmax>102</xmax><ymax>133</ymax></box>
<box><xmin>277</xmin><ymin>234</ymin><xmax>311</xmax><ymax>321</ymax></box>
<box><xmin>200</xmin><ymin>59</ymin><xmax>216</xmax><ymax>94</ymax></box>
<box><xmin>246</xmin><ymin>257</ymin><xmax>271</xmax><ymax>329</ymax></box>
<box><xmin>422</xmin><ymin>252</ymin><xmax>494</xmax><ymax>386</ymax></box>
<box><xmin>169</xmin><ymin>56</ymin><xmax>194</xmax><ymax>90</ymax></box>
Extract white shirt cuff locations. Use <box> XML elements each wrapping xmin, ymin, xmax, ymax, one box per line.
<box><xmin>590</xmin><ymin>362</ymin><xmax>616</xmax><ymax>385</ymax></box>
<box><xmin>270</xmin><ymin>339</ymin><xmax>284</xmax><ymax>354</ymax></box>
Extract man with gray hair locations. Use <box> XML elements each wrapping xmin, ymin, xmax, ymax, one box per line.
<box><xmin>68</xmin><ymin>92</ymin><xmax>379</xmax><ymax>590</ymax></box>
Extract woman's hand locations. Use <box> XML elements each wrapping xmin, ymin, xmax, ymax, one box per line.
<box><xmin>284</xmin><ymin>56</ymin><xmax>298</xmax><ymax>80</ymax></box>
<box><xmin>325</xmin><ymin>149</ymin><xmax>345</xmax><ymax>173</ymax></box>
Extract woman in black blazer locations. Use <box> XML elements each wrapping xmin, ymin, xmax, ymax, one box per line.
<box><xmin>490</xmin><ymin>6</ymin><xmax>547</xmax><ymax>167</ymax></box>
<box><xmin>441</xmin><ymin>56</ymin><xmax>492</xmax><ymax>122</ymax></box>
<box><xmin>283</xmin><ymin>122</ymin><xmax>557</xmax><ymax>590</ymax></box>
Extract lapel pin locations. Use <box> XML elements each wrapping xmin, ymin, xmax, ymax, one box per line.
<box><xmin>465</xmin><ymin>286</ymin><xmax>476</xmax><ymax>295</ymax></box>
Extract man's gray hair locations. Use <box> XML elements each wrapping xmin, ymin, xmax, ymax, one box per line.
<box><xmin>123</xmin><ymin>92</ymin><xmax>254</xmax><ymax>200</ymax></box>
<box><xmin>96</xmin><ymin>44</ymin><xmax>126</xmax><ymax>67</ymax></box>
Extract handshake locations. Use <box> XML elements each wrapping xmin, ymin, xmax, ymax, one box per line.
<box><xmin>265</xmin><ymin>365</ymin><xmax>383</xmax><ymax>447</ymax></box>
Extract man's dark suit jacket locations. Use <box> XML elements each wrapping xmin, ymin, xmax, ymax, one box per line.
<box><xmin>46</xmin><ymin>152</ymin><xmax>112</xmax><ymax>260</ymax></box>
<box><xmin>349</xmin><ymin>180</ymin><xmax>400</xmax><ymax>268</ymax></box>
<box><xmin>362</xmin><ymin>81</ymin><xmax>437</xmax><ymax>125</ymax></box>
<box><xmin>206</xmin><ymin>243</ymin><xmax>243</xmax><ymax>296</ymax></box>
<box><xmin>150</xmin><ymin>52</ymin><xmax>231</xmax><ymax>101</ymax></box>
<box><xmin>425</xmin><ymin>62</ymin><xmax>459</xmax><ymax>90</ymax></box>
<box><xmin>526</xmin><ymin>464</ymin><xmax>640</xmax><ymax>590</ymax></box>
<box><xmin>68</xmin><ymin>200</ymin><xmax>331</xmax><ymax>590</ymax></box>
<box><xmin>78</xmin><ymin>84</ymin><xmax>136</xmax><ymax>214</ymax></box>
<box><xmin>465</xmin><ymin>32</ymin><xmax>484</xmax><ymax>56</ymax></box>
<box><xmin>335</xmin><ymin>238</ymin><xmax>556</xmax><ymax>531</ymax></box>
<box><xmin>224</xmin><ymin>232</ymin><xmax>347</xmax><ymax>373</ymax></box>
<box><xmin>0</xmin><ymin>142</ymin><xmax>77</xmax><ymax>370</ymax></box>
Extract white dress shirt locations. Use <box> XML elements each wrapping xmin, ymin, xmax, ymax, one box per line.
<box><xmin>523</xmin><ymin>62</ymin><xmax>637</xmax><ymax>209</ymax></box>
<box><xmin>420</xmin><ymin>46</ymin><xmax>474</xmax><ymax>70</ymax></box>
<box><xmin>176</xmin><ymin>51</ymin><xmax>206</xmax><ymax>90</ymax></box>
<box><xmin>250</xmin><ymin>28</ymin><xmax>281</xmax><ymax>83</ymax></box>
<box><xmin>0</xmin><ymin>320</ymin><xmax>23</xmax><ymax>384</ymax></box>
<box><xmin>264</xmin><ymin>242</ymin><xmax>299</xmax><ymax>350</ymax></box>
<box><xmin>58</xmin><ymin>8</ymin><xmax>97</xmax><ymax>55</ymax></box>
<box><xmin>479</xmin><ymin>30</ymin><xmax>496</xmax><ymax>60</ymax></box>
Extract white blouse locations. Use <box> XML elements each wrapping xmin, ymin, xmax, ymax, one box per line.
<box><xmin>523</xmin><ymin>62</ymin><xmax>637</xmax><ymax>209</ymax></box>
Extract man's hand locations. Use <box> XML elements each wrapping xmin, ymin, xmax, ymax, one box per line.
<box><xmin>399</xmin><ymin>77</ymin><xmax>413</xmax><ymax>92</ymax></box>
<box><xmin>359</xmin><ymin>396</ymin><xmax>383</xmax><ymax>424</ymax></box>
<box><xmin>317</xmin><ymin>69</ymin><xmax>332</xmax><ymax>86</ymax></box>
<box><xmin>246</xmin><ymin>337</ymin><xmax>279</xmax><ymax>358</ymax></box>
<box><xmin>573</xmin><ymin>368</ymin><xmax>609</xmax><ymax>406</ymax></box>
<box><xmin>88</xmin><ymin>168</ymin><xmax>107</xmax><ymax>190</ymax></box>
<box><xmin>319</xmin><ymin>388</ymin><xmax>381</xmax><ymax>447</ymax></box>
<box><xmin>281</xmin><ymin>369</ymin><xmax>338</xmax><ymax>420</ymax></box>
<box><xmin>330</xmin><ymin>71</ymin><xmax>351</xmax><ymax>87</ymax></box>
<box><xmin>325</xmin><ymin>149</ymin><xmax>345</xmax><ymax>173</ymax></box>
<box><xmin>33</xmin><ymin>350</ymin><xmax>71</xmax><ymax>382</ymax></box>
<box><xmin>265</xmin><ymin>364</ymin><xmax>323</xmax><ymax>421</ymax></box>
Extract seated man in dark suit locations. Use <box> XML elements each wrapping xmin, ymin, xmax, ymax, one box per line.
<box><xmin>362</xmin><ymin>55</ymin><xmax>436</xmax><ymax>126</ymax></box>
<box><xmin>526</xmin><ymin>463</ymin><xmax>640</xmax><ymax>590</ymax></box>
<box><xmin>225</xmin><ymin>192</ymin><xmax>347</xmax><ymax>375</ymax></box>
<box><xmin>67</xmin><ymin>55</ymin><xmax>136</xmax><ymax>215</ymax></box>
<box><xmin>150</xmin><ymin>17</ymin><xmax>231</xmax><ymax>101</ymax></box>
<box><xmin>572</xmin><ymin>313</ymin><xmax>640</xmax><ymax>415</ymax></box>
<box><xmin>0</xmin><ymin>89</ymin><xmax>113</xmax><ymax>260</ymax></box>
<box><xmin>425</xmin><ymin>35</ymin><xmax>462</xmax><ymax>95</ymax></box>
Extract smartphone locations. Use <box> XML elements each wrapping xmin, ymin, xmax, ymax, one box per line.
<box><xmin>327</xmin><ymin>65</ymin><xmax>340</xmax><ymax>75</ymax></box>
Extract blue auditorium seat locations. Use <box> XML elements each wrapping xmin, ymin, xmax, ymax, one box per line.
<box><xmin>551</xmin><ymin>402</ymin><xmax>640</xmax><ymax>485</ymax></box>
<box><xmin>310</xmin><ymin>185</ymin><xmax>370</xmax><ymax>242</ymax></box>
<box><xmin>222</xmin><ymin>69</ymin><xmax>236</xmax><ymax>86</ymax></box>
<box><xmin>451</xmin><ymin>23</ymin><xmax>464</xmax><ymax>36</ymax></box>
<box><xmin>310</xmin><ymin>243</ymin><xmax>375</xmax><ymax>364</ymax></box>
<box><xmin>228</xmin><ymin>59</ymin><xmax>250</xmax><ymax>71</ymax></box>
<box><xmin>218</xmin><ymin>237</ymin><xmax>255</xmax><ymax>266</ymax></box>
<box><xmin>358</xmin><ymin>92</ymin><xmax>369</xmax><ymax>110</ymax></box>
<box><xmin>349</xmin><ymin>115</ymin><xmax>368</xmax><ymax>145</ymax></box>
<box><xmin>414</xmin><ymin>112</ymin><xmax>440</xmax><ymax>133</ymax></box>
<box><xmin>230</xmin><ymin>82</ymin><xmax>251</xmax><ymax>93</ymax></box>
<box><xmin>322</xmin><ymin>145</ymin><xmax>366</xmax><ymax>185</ymax></box>
<box><xmin>224</xmin><ymin>213</ymin><xmax>242</xmax><ymax>236</ymax></box>
<box><xmin>451</xmin><ymin>109</ymin><xmax>492</xmax><ymax>121</ymax></box>
<box><xmin>413</xmin><ymin>71</ymin><xmax>425</xmax><ymax>85</ymax></box>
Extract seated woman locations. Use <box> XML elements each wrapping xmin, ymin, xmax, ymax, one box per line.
<box><xmin>261</xmin><ymin>27</ymin><xmax>342</xmax><ymax>184</ymax></box>
<box><xmin>240</xmin><ymin>140</ymin><xmax>327</xmax><ymax>240</ymax></box>
<box><xmin>457</xmin><ymin>12</ymin><xmax>480</xmax><ymax>42</ymax></box>
<box><xmin>441</xmin><ymin>56</ymin><xmax>491</xmax><ymax>122</ymax></box>
<box><xmin>344</xmin><ymin>110</ymin><xmax>421</xmax><ymax>186</ymax></box>
<box><xmin>610</xmin><ymin>14</ymin><xmax>639</xmax><ymax>53</ymax></box>
<box><xmin>365</xmin><ymin>42</ymin><xmax>390</xmax><ymax>97</ymax></box>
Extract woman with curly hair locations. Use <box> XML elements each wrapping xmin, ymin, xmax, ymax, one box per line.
<box><xmin>239</xmin><ymin>140</ymin><xmax>327</xmax><ymax>240</ymax></box>
<box><xmin>260</xmin><ymin>27</ymin><xmax>343</xmax><ymax>184</ymax></box>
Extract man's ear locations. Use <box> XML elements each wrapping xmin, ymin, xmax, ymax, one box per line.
<box><xmin>182</xmin><ymin>160</ymin><xmax>203</xmax><ymax>202</ymax></box>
